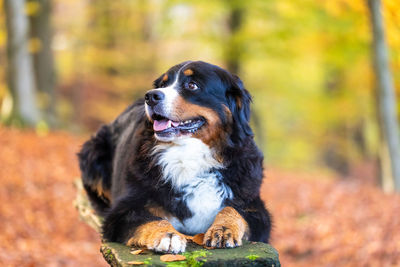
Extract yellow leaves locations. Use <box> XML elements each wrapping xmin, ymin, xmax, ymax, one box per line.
<box><xmin>0</xmin><ymin>30</ymin><xmax>5</xmax><ymax>47</ymax></box>
<box><xmin>323</xmin><ymin>1</ymin><xmax>345</xmax><ymax>16</ymax></box>
<box><xmin>346</xmin><ymin>0</ymin><xmax>367</xmax><ymax>13</ymax></box>
<box><xmin>275</xmin><ymin>2</ymin><xmax>297</xmax><ymax>18</ymax></box>
<box><xmin>25</xmin><ymin>0</ymin><xmax>41</xmax><ymax>16</ymax></box>
<box><xmin>383</xmin><ymin>0</ymin><xmax>400</xmax><ymax>49</ymax></box>
<box><xmin>35</xmin><ymin>120</ymin><xmax>49</xmax><ymax>137</ymax></box>
<box><xmin>28</xmin><ymin>37</ymin><xmax>42</xmax><ymax>53</ymax></box>
<box><xmin>385</xmin><ymin>0</ymin><xmax>400</xmax><ymax>15</ymax></box>
<box><xmin>0</xmin><ymin>92</ymin><xmax>12</xmax><ymax>121</ymax></box>
<box><xmin>323</xmin><ymin>0</ymin><xmax>366</xmax><ymax>16</ymax></box>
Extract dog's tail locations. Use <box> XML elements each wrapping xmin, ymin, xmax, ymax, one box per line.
<box><xmin>78</xmin><ymin>125</ymin><xmax>114</xmax><ymax>217</ymax></box>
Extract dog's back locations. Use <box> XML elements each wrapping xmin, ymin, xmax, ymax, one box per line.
<box><xmin>77</xmin><ymin>100</ymin><xmax>145</xmax><ymax>216</ymax></box>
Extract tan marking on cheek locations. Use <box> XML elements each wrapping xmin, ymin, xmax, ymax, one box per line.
<box><xmin>173</xmin><ymin>96</ymin><xmax>226</xmax><ymax>149</ymax></box>
<box><xmin>183</xmin><ymin>68</ymin><xmax>193</xmax><ymax>76</ymax></box>
<box><xmin>162</xmin><ymin>74</ymin><xmax>168</xmax><ymax>82</ymax></box>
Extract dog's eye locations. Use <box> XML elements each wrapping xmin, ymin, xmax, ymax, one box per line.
<box><xmin>185</xmin><ymin>82</ymin><xmax>199</xmax><ymax>91</ymax></box>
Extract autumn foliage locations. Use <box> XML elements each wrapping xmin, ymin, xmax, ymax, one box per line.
<box><xmin>0</xmin><ymin>127</ymin><xmax>106</xmax><ymax>266</ymax></box>
<box><xmin>0</xmin><ymin>127</ymin><xmax>399</xmax><ymax>266</ymax></box>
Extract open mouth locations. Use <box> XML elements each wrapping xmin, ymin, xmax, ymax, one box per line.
<box><xmin>152</xmin><ymin>113</ymin><xmax>205</xmax><ymax>138</ymax></box>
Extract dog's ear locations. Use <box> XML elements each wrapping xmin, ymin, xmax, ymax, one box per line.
<box><xmin>226</xmin><ymin>74</ymin><xmax>253</xmax><ymax>146</ymax></box>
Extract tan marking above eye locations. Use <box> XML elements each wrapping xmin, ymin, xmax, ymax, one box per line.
<box><xmin>183</xmin><ymin>69</ymin><xmax>194</xmax><ymax>76</ymax></box>
<box><xmin>162</xmin><ymin>74</ymin><xmax>168</xmax><ymax>82</ymax></box>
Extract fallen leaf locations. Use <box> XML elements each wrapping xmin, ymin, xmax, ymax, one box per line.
<box><xmin>127</xmin><ymin>261</ymin><xmax>145</xmax><ymax>265</ymax></box>
<box><xmin>192</xmin><ymin>233</ymin><xmax>205</xmax><ymax>245</ymax></box>
<box><xmin>160</xmin><ymin>254</ymin><xmax>186</xmax><ymax>262</ymax></box>
<box><xmin>130</xmin><ymin>249</ymin><xmax>143</xmax><ymax>255</ymax></box>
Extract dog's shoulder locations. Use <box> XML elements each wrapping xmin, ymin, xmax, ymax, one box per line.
<box><xmin>221</xmin><ymin>137</ymin><xmax>264</xmax><ymax>200</ymax></box>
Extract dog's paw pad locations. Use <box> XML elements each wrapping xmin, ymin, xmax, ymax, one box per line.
<box><xmin>204</xmin><ymin>225</ymin><xmax>242</xmax><ymax>248</ymax></box>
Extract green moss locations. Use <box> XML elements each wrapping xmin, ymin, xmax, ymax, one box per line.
<box><xmin>184</xmin><ymin>249</ymin><xmax>210</xmax><ymax>267</ymax></box>
<box><xmin>163</xmin><ymin>249</ymin><xmax>211</xmax><ymax>267</ymax></box>
<box><xmin>246</xmin><ymin>254</ymin><xmax>260</xmax><ymax>261</ymax></box>
<box><xmin>143</xmin><ymin>257</ymin><xmax>152</xmax><ymax>265</ymax></box>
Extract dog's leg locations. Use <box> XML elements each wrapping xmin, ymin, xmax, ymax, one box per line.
<box><xmin>78</xmin><ymin>125</ymin><xmax>113</xmax><ymax>216</ymax></box>
<box><xmin>126</xmin><ymin>220</ymin><xmax>187</xmax><ymax>254</ymax></box>
<box><xmin>102</xmin><ymin>193</ymin><xmax>187</xmax><ymax>253</ymax></box>
<box><xmin>204</xmin><ymin>206</ymin><xmax>249</xmax><ymax>248</ymax></box>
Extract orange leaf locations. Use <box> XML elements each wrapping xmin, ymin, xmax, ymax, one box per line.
<box><xmin>160</xmin><ymin>254</ymin><xmax>186</xmax><ymax>262</ymax></box>
<box><xmin>130</xmin><ymin>249</ymin><xmax>143</xmax><ymax>255</ymax></box>
<box><xmin>192</xmin><ymin>233</ymin><xmax>204</xmax><ymax>245</ymax></box>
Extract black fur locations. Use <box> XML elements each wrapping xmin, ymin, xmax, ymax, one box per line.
<box><xmin>226</xmin><ymin>74</ymin><xmax>253</xmax><ymax>146</ymax></box>
<box><xmin>78</xmin><ymin>125</ymin><xmax>113</xmax><ymax>216</ymax></box>
<box><xmin>78</xmin><ymin>61</ymin><xmax>272</xmax><ymax>245</ymax></box>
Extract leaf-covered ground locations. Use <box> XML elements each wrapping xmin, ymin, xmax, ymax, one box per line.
<box><xmin>0</xmin><ymin>127</ymin><xmax>399</xmax><ymax>266</ymax></box>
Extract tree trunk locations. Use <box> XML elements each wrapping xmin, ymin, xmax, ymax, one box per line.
<box><xmin>224</xmin><ymin>1</ymin><xmax>243</xmax><ymax>75</ymax></box>
<box><xmin>28</xmin><ymin>0</ymin><xmax>57</xmax><ymax>126</ymax></box>
<box><xmin>367</xmin><ymin>0</ymin><xmax>400</xmax><ymax>192</ymax></box>
<box><xmin>223</xmin><ymin>1</ymin><xmax>264</xmax><ymax>149</ymax></box>
<box><xmin>4</xmin><ymin>0</ymin><xmax>40</xmax><ymax>126</ymax></box>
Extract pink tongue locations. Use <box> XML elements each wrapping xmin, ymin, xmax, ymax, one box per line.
<box><xmin>153</xmin><ymin>119</ymin><xmax>181</xmax><ymax>131</ymax></box>
<box><xmin>153</xmin><ymin>120</ymin><xmax>171</xmax><ymax>131</ymax></box>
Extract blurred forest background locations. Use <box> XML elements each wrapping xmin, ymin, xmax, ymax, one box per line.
<box><xmin>1</xmin><ymin>0</ymin><xmax>400</xmax><ymax>266</ymax></box>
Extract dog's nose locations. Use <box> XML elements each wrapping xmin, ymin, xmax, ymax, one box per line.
<box><xmin>145</xmin><ymin>90</ymin><xmax>165</xmax><ymax>106</ymax></box>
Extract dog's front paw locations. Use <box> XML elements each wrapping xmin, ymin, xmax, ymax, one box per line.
<box><xmin>127</xmin><ymin>220</ymin><xmax>186</xmax><ymax>253</ymax></box>
<box><xmin>203</xmin><ymin>207</ymin><xmax>249</xmax><ymax>248</ymax></box>
<box><xmin>150</xmin><ymin>232</ymin><xmax>186</xmax><ymax>253</ymax></box>
<box><xmin>204</xmin><ymin>225</ymin><xmax>243</xmax><ymax>248</ymax></box>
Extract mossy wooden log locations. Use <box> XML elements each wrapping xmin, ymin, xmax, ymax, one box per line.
<box><xmin>74</xmin><ymin>179</ymin><xmax>281</xmax><ymax>267</ymax></box>
<box><xmin>101</xmin><ymin>241</ymin><xmax>280</xmax><ymax>267</ymax></box>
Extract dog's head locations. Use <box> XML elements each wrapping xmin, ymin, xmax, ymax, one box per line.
<box><xmin>145</xmin><ymin>61</ymin><xmax>253</xmax><ymax>146</ymax></box>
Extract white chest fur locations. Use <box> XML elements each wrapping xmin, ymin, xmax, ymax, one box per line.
<box><xmin>153</xmin><ymin>138</ymin><xmax>233</xmax><ymax>235</ymax></box>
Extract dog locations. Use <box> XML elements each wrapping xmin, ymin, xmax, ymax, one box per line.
<box><xmin>78</xmin><ymin>61</ymin><xmax>272</xmax><ymax>253</ymax></box>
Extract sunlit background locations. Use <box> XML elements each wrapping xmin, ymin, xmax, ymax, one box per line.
<box><xmin>2</xmin><ymin>0</ymin><xmax>400</xmax><ymax>174</ymax></box>
<box><xmin>0</xmin><ymin>0</ymin><xmax>400</xmax><ymax>266</ymax></box>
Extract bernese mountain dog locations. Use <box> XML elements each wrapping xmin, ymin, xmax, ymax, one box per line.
<box><xmin>78</xmin><ymin>61</ymin><xmax>272</xmax><ymax>253</ymax></box>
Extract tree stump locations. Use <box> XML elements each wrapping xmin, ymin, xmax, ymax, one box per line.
<box><xmin>74</xmin><ymin>179</ymin><xmax>281</xmax><ymax>267</ymax></box>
